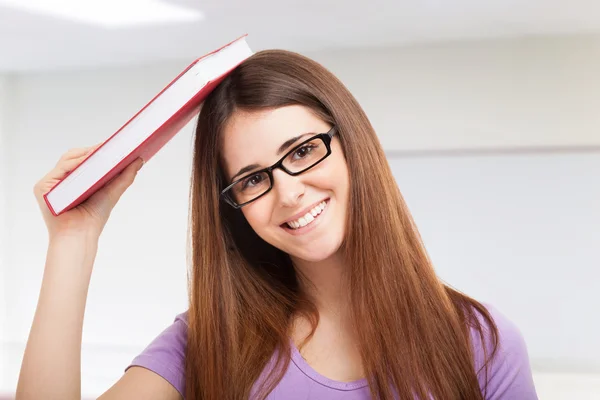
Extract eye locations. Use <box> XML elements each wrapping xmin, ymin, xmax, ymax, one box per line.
<box><xmin>292</xmin><ymin>144</ymin><xmax>316</xmax><ymax>160</ymax></box>
<box><xmin>241</xmin><ymin>173</ymin><xmax>265</xmax><ymax>189</ymax></box>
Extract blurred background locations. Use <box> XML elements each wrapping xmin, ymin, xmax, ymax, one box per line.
<box><xmin>0</xmin><ymin>1</ymin><xmax>599</xmax><ymax>399</ymax></box>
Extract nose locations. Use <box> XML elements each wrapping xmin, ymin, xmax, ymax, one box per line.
<box><xmin>272</xmin><ymin>168</ymin><xmax>304</xmax><ymax>207</ymax></box>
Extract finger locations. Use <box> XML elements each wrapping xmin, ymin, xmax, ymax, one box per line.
<box><xmin>57</xmin><ymin>142</ymin><xmax>103</xmax><ymax>164</ymax></box>
<box><xmin>34</xmin><ymin>152</ymin><xmax>96</xmax><ymax>200</ymax></box>
<box><xmin>98</xmin><ymin>158</ymin><xmax>144</xmax><ymax>207</ymax></box>
<box><xmin>52</xmin><ymin>151</ymin><xmax>92</xmax><ymax>178</ymax></box>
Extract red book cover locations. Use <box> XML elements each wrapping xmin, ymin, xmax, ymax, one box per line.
<box><xmin>44</xmin><ymin>34</ymin><xmax>250</xmax><ymax>216</ymax></box>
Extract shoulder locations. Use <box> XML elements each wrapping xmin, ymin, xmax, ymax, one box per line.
<box><xmin>125</xmin><ymin>311</ymin><xmax>189</xmax><ymax>398</ymax></box>
<box><xmin>468</xmin><ymin>302</ymin><xmax>539</xmax><ymax>399</ymax></box>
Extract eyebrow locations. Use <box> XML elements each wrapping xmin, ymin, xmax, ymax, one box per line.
<box><xmin>229</xmin><ymin>132</ymin><xmax>313</xmax><ymax>183</ymax></box>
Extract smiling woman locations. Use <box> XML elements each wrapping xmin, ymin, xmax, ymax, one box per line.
<box><xmin>126</xmin><ymin>49</ymin><xmax>537</xmax><ymax>400</ymax></box>
<box><xmin>18</xmin><ymin>48</ymin><xmax>539</xmax><ymax>400</ymax></box>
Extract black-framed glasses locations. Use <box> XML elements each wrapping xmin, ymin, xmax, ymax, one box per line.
<box><xmin>221</xmin><ymin>125</ymin><xmax>337</xmax><ymax>209</ymax></box>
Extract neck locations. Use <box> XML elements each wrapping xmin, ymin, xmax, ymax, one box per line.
<box><xmin>291</xmin><ymin>251</ymin><xmax>351</xmax><ymax>321</ymax></box>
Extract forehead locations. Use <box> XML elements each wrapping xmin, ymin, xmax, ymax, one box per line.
<box><xmin>220</xmin><ymin>105</ymin><xmax>330</xmax><ymax>178</ymax></box>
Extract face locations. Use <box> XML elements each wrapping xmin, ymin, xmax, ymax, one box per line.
<box><xmin>220</xmin><ymin>105</ymin><xmax>350</xmax><ymax>263</ymax></box>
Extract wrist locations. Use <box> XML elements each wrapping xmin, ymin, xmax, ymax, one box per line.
<box><xmin>49</xmin><ymin>229</ymin><xmax>100</xmax><ymax>248</ymax></box>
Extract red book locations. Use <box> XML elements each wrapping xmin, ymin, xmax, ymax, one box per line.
<box><xmin>44</xmin><ymin>35</ymin><xmax>252</xmax><ymax>216</ymax></box>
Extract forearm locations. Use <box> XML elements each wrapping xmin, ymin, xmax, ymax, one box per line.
<box><xmin>16</xmin><ymin>233</ymin><xmax>99</xmax><ymax>400</ymax></box>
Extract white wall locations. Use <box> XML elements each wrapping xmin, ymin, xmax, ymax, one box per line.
<box><xmin>307</xmin><ymin>34</ymin><xmax>600</xmax><ymax>152</ymax></box>
<box><xmin>2</xmin><ymin>35</ymin><xmax>600</xmax><ymax>398</ymax></box>
<box><xmin>0</xmin><ymin>74</ymin><xmax>11</xmax><ymax>393</ymax></box>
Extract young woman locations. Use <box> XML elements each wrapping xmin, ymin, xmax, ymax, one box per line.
<box><xmin>18</xmin><ymin>49</ymin><xmax>538</xmax><ymax>400</ymax></box>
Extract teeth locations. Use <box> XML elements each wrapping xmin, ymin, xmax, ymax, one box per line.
<box><xmin>286</xmin><ymin>201</ymin><xmax>327</xmax><ymax>229</ymax></box>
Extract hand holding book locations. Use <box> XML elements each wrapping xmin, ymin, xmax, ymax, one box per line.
<box><xmin>34</xmin><ymin>143</ymin><xmax>144</xmax><ymax>239</ymax></box>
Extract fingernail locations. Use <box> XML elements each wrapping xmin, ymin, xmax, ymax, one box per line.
<box><xmin>136</xmin><ymin>159</ymin><xmax>144</xmax><ymax>171</ymax></box>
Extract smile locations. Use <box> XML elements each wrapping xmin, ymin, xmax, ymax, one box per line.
<box><xmin>281</xmin><ymin>199</ymin><xmax>329</xmax><ymax>233</ymax></box>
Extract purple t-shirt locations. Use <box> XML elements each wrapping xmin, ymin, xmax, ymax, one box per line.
<box><xmin>125</xmin><ymin>303</ymin><xmax>538</xmax><ymax>399</ymax></box>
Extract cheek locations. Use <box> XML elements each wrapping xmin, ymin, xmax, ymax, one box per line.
<box><xmin>242</xmin><ymin>202</ymin><xmax>275</xmax><ymax>235</ymax></box>
<box><xmin>326</xmin><ymin>157</ymin><xmax>350</xmax><ymax>194</ymax></box>
<box><xmin>311</xmin><ymin>154</ymin><xmax>348</xmax><ymax>187</ymax></box>
<box><xmin>330</xmin><ymin>159</ymin><xmax>351</xmax><ymax>218</ymax></box>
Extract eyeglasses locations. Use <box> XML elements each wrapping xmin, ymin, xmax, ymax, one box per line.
<box><xmin>221</xmin><ymin>126</ymin><xmax>337</xmax><ymax>209</ymax></box>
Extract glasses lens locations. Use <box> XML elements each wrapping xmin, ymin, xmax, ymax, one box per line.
<box><xmin>282</xmin><ymin>137</ymin><xmax>328</xmax><ymax>173</ymax></box>
<box><xmin>229</xmin><ymin>171</ymin><xmax>271</xmax><ymax>205</ymax></box>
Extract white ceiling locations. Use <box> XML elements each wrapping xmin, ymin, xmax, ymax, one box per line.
<box><xmin>1</xmin><ymin>0</ymin><xmax>600</xmax><ymax>73</ymax></box>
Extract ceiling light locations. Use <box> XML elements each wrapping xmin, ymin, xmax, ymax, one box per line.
<box><xmin>0</xmin><ymin>0</ymin><xmax>204</xmax><ymax>28</ymax></box>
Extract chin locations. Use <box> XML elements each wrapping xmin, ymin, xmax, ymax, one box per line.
<box><xmin>292</xmin><ymin>250</ymin><xmax>332</xmax><ymax>263</ymax></box>
<box><xmin>289</xmin><ymin>238</ymin><xmax>344</xmax><ymax>263</ymax></box>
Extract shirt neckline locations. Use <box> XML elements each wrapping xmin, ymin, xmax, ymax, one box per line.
<box><xmin>289</xmin><ymin>339</ymin><xmax>369</xmax><ymax>391</ymax></box>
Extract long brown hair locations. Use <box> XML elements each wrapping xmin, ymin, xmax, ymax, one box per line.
<box><xmin>185</xmin><ymin>49</ymin><xmax>499</xmax><ymax>400</ymax></box>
